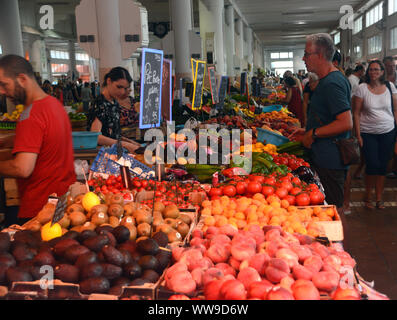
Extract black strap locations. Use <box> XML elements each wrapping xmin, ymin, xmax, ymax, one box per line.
<box><xmin>385</xmin><ymin>81</ymin><xmax>394</xmax><ymax>114</ymax></box>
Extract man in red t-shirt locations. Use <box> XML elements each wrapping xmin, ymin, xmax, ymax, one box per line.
<box><xmin>0</xmin><ymin>55</ymin><xmax>76</xmax><ymax>225</ymax></box>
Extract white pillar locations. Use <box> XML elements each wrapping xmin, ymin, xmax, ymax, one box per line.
<box><xmin>96</xmin><ymin>0</ymin><xmax>123</xmax><ymax>83</ymax></box>
<box><xmin>170</xmin><ymin>0</ymin><xmax>193</xmax><ymax>81</ymax></box>
<box><xmin>246</xmin><ymin>27</ymin><xmax>253</xmax><ymax>75</ymax></box>
<box><xmin>0</xmin><ymin>0</ymin><xmax>24</xmax><ymax>56</ymax></box>
<box><xmin>236</xmin><ymin>17</ymin><xmax>244</xmax><ymax>73</ymax></box>
<box><xmin>68</xmin><ymin>40</ymin><xmax>78</xmax><ymax>81</ymax></box>
<box><xmin>225</xmin><ymin>5</ymin><xmax>235</xmax><ymax>77</ymax></box>
<box><xmin>206</xmin><ymin>0</ymin><xmax>226</xmax><ymax>76</ymax></box>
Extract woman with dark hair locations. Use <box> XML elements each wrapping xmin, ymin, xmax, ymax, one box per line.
<box><xmin>87</xmin><ymin>67</ymin><xmax>140</xmax><ymax>153</ymax></box>
<box><xmin>281</xmin><ymin>76</ymin><xmax>304</xmax><ymax>126</ymax></box>
<box><xmin>353</xmin><ymin>60</ymin><xmax>397</xmax><ymax>209</ymax></box>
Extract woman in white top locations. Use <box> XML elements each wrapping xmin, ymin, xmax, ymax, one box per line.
<box><xmin>353</xmin><ymin>60</ymin><xmax>397</xmax><ymax>209</ymax></box>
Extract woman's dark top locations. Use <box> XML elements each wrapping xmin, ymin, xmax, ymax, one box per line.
<box><xmin>120</xmin><ymin>96</ymin><xmax>139</xmax><ymax>127</ymax></box>
<box><xmin>87</xmin><ymin>94</ymin><xmax>121</xmax><ymax>140</ymax></box>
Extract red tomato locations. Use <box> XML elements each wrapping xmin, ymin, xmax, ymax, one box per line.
<box><xmin>310</xmin><ymin>191</ymin><xmax>325</xmax><ymax>205</ymax></box>
<box><xmin>295</xmin><ymin>193</ymin><xmax>311</xmax><ymax>206</ymax></box>
<box><xmin>283</xmin><ymin>195</ymin><xmax>296</xmax><ymax>206</ymax></box>
<box><xmin>223</xmin><ymin>185</ymin><xmax>237</xmax><ymax>197</ymax></box>
<box><xmin>95</xmin><ymin>187</ymin><xmax>101</xmax><ymax>193</ymax></box>
<box><xmin>275</xmin><ymin>187</ymin><xmax>288</xmax><ymax>199</ymax></box>
<box><xmin>132</xmin><ymin>180</ymin><xmax>142</xmax><ymax>188</ymax></box>
<box><xmin>264</xmin><ymin>176</ymin><xmax>276</xmax><ymax>186</ymax></box>
<box><xmin>280</xmin><ymin>158</ymin><xmax>289</xmax><ymax>166</ymax></box>
<box><xmin>141</xmin><ymin>180</ymin><xmax>148</xmax><ymax>188</ymax></box>
<box><xmin>290</xmin><ymin>187</ymin><xmax>302</xmax><ymax>196</ymax></box>
<box><xmin>262</xmin><ymin>186</ymin><xmax>275</xmax><ymax>197</ymax></box>
<box><xmin>280</xmin><ymin>181</ymin><xmax>293</xmax><ymax>192</ymax></box>
<box><xmin>247</xmin><ymin>182</ymin><xmax>262</xmax><ymax>194</ymax></box>
<box><xmin>251</xmin><ymin>175</ymin><xmax>265</xmax><ymax>184</ymax></box>
<box><xmin>236</xmin><ymin>182</ymin><xmax>247</xmax><ymax>195</ymax></box>
<box><xmin>116</xmin><ymin>176</ymin><xmax>122</xmax><ymax>182</ymax></box>
<box><xmin>209</xmin><ymin>188</ymin><xmax>223</xmax><ymax>198</ymax></box>
<box><xmin>308</xmin><ymin>183</ymin><xmax>319</xmax><ymax>192</ymax></box>
<box><xmin>292</xmin><ymin>177</ymin><xmax>301</xmax><ymax>185</ymax></box>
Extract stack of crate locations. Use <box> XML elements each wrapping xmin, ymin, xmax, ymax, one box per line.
<box><xmin>4</xmin><ymin>178</ymin><xmax>19</xmax><ymax>206</ymax></box>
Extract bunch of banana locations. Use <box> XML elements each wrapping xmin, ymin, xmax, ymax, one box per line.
<box><xmin>1</xmin><ymin>104</ymin><xmax>24</xmax><ymax>121</ymax></box>
<box><xmin>281</xmin><ymin>107</ymin><xmax>293</xmax><ymax>115</ymax></box>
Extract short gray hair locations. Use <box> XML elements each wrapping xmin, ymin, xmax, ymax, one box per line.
<box><xmin>306</xmin><ymin>33</ymin><xmax>335</xmax><ymax>62</ymax></box>
<box><xmin>308</xmin><ymin>72</ymin><xmax>319</xmax><ymax>82</ymax></box>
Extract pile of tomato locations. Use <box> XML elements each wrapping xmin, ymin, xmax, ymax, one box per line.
<box><xmin>272</xmin><ymin>153</ymin><xmax>310</xmax><ymax>171</ymax></box>
<box><xmin>208</xmin><ymin>173</ymin><xmax>325</xmax><ymax>206</ymax></box>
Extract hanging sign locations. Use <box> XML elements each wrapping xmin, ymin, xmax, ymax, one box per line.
<box><xmin>217</xmin><ymin>76</ymin><xmax>228</xmax><ymax>110</ymax></box>
<box><xmin>139</xmin><ymin>48</ymin><xmax>164</xmax><ymax>129</ymax></box>
<box><xmin>208</xmin><ymin>67</ymin><xmax>218</xmax><ymax>104</ymax></box>
<box><xmin>161</xmin><ymin>59</ymin><xmax>172</xmax><ymax>122</ymax></box>
<box><xmin>191</xmin><ymin>60</ymin><xmax>206</xmax><ymax>111</ymax></box>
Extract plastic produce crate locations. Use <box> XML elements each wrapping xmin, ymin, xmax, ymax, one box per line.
<box><xmin>257</xmin><ymin>127</ymin><xmax>290</xmax><ymax>146</ymax></box>
<box><xmin>261</xmin><ymin>105</ymin><xmax>282</xmax><ymax>113</ymax></box>
<box><xmin>0</xmin><ymin>121</ymin><xmax>17</xmax><ymax>130</ymax></box>
<box><xmin>72</xmin><ymin>132</ymin><xmax>100</xmax><ymax>150</ymax></box>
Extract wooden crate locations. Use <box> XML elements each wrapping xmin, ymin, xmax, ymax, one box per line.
<box><xmin>4</xmin><ymin>178</ymin><xmax>19</xmax><ymax>207</ymax></box>
<box><xmin>297</xmin><ymin>205</ymin><xmax>344</xmax><ymax>242</ymax></box>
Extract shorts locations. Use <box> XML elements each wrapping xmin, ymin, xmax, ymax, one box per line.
<box><xmin>361</xmin><ymin>129</ymin><xmax>395</xmax><ymax>176</ymax></box>
<box><xmin>311</xmin><ymin>164</ymin><xmax>347</xmax><ymax>209</ymax></box>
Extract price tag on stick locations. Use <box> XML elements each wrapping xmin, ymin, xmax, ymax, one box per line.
<box><xmin>51</xmin><ymin>193</ymin><xmax>68</xmax><ymax>226</ymax></box>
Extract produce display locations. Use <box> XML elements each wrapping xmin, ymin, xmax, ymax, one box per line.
<box><xmin>0</xmin><ymin>104</ymin><xmax>24</xmax><ymax>122</ymax></box>
<box><xmin>162</xmin><ymin>225</ymin><xmax>361</xmax><ymax>300</ymax></box>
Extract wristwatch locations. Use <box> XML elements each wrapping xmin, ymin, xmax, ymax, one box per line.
<box><xmin>312</xmin><ymin>128</ymin><xmax>319</xmax><ymax>139</ymax></box>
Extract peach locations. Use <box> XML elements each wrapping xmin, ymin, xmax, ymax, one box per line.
<box><xmin>247</xmin><ymin>225</ymin><xmax>265</xmax><ymax>246</ymax></box>
<box><xmin>231</xmin><ymin>233</ymin><xmax>256</xmax><ymax>249</ymax></box>
<box><xmin>265</xmin><ymin>266</ymin><xmax>289</xmax><ymax>284</ymax></box>
<box><xmin>215</xmin><ymin>263</ymin><xmax>237</xmax><ymax>277</ymax></box>
<box><xmin>303</xmin><ymin>255</ymin><xmax>323</xmax><ymax>273</ymax></box>
<box><xmin>206</xmin><ymin>243</ymin><xmax>231</xmax><ymax>264</ymax></box>
<box><xmin>332</xmin><ymin>287</ymin><xmax>361</xmax><ymax>300</ymax></box>
<box><xmin>292</xmin><ymin>280</ymin><xmax>320</xmax><ymax>300</ymax></box>
<box><xmin>248</xmin><ymin>280</ymin><xmax>273</xmax><ymax>299</ymax></box>
<box><xmin>249</xmin><ymin>253</ymin><xmax>270</xmax><ymax>276</ymax></box>
<box><xmin>229</xmin><ymin>256</ymin><xmax>241</xmax><ymax>270</ymax></box>
<box><xmin>191</xmin><ymin>244</ymin><xmax>207</xmax><ymax>255</ymax></box>
<box><xmin>231</xmin><ymin>244</ymin><xmax>256</xmax><ymax>261</ymax></box>
<box><xmin>292</xmin><ymin>265</ymin><xmax>314</xmax><ymax>281</ymax></box>
<box><xmin>266</xmin><ymin>286</ymin><xmax>294</xmax><ymax>300</ymax></box>
<box><xmin>167</xmin><ymin>270</ymin><xmax>196</xmax><ymax>295</ymax></box>
<box><xmin>202</xmin><ymin>267</ymin><xmax>224</xmax><ymax>286</ymax></box>
<box><xmin>268</xmin><ymin>258</ymin><xmax>290</xmax><ymax>274</ymax></box>
<box><xmin>323</xmin><ymin>255</ymin><xmax>342</xmax><ymax>271</ymax></box>
<box><xmin>322</xmin><ymin>263</ymin><xmax>338</xmax><ymax>273</ymax></box>
<box><xmin>168</xmin><ymin>294</ymin><xmax>191</xmax><ymax>300</ymax></box>
<box><xmin>220</xmin><ymin>279</ymin><xmax>247</xmax><ymax>300</ymax></box>
<box><xmin>237</xmin><ymin>267</ymin><xmax>262</xmax><ymax>290</ymax></box>
<box><xmin>290</xmin><ymin>243</ymin><xmax>313</xmax><ymax>262</ymax></box>
<box><xmin>165</xmin><ymin>262</ymin><xmax>188</xmax><ymax>282</ymax></box>
<box><xmin>280</xmin><ymin>276</ymin><xmax>295</xmax><ymax>294</ymax></box>
<box><xmin>294</xmin><ymin>233</ymin><xmax>313</xmax><ymax>245</ymax></box>
<box><xmin>335</xmin><ymin>251</ymin><xmax>356</xmax><ymax>268</ymax></box>
<box><xmin>210</xmin><ymin>234</ymin><xmax>232</xmax><ymax>247</ymax></box>
<box><xmin>204</xmin><ymin>279</ymin><xmax>226</xmax><ymax>300</ymax></box>
<box><xmin>189</xmin><ymin>257</ymin><xmax>214</xmax><ymax>271</ymax></box>
<box><xmin>275</xmin><ymin>248</ymin><xmax>299</xmax><ymax>268</ymax></box>
<box><xmin>172</xmin><ymin>247</ymin><xmax>186</xmax><ymax>262</ymax></box>
<box><xmin>179</xmin><ymin>248</ymin><xmax>204</xmax><ymax>271</ymax></box>
<box><xmin>191</xmin><ymin>268</ymin><xmax>204</xmax><ymax>288</ymax></box>
<box><xmin>219</xmin><ymin>224</ymin><xmax>238</xmax><ymax>238</ymax></box>
<box><xmin>190</xmin><ymin>237</ymin><xmax>206</xmax><ymax>247</ymax></box>
<box><xmin>310</xmin><ymin>242</ymin><xmax>330</xmax><ymax>259</ymax></box>
<box><xmin>312</xmin><ymin>271</ymin><xmax>340</xmax><ymax>292</ymax></box>
<box><xmin>264</xmin><ymin>227</ymin><xmax>282</xmax><ymax>241</ymax></box>
<box><xmin>192</xmin><ymin>229</ymin><xmax>204</xmax><ymax>239</ymax></box>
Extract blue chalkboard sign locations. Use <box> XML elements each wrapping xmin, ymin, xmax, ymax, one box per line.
<box><xmin>139</xmin><ymin>48</ymin><xmax>164</xmax><ymax>129</ymax></box>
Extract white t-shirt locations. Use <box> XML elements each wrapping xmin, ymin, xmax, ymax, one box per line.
<box><xmin>348</xmin><ymin>74</ymin><xmax>360</xmax><ymax>97</ymax></box>
<box><xmin>354</xmin><ymin>82</ymin><xmax>396</xmax><ymax>134</ymax></box>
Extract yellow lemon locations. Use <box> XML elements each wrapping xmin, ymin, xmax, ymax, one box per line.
<box><xmin>41</xmin><ymin>222</ymin><xmax>62</xmax><ymax>241</ymax></box>
<box><xmin>82</xmin><ymin>192</ymin><xmax>101</xmax><ymax>212</ymax></box>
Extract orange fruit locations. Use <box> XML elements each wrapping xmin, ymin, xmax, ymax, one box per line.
<box><xmin>204</xmin><ymin>216</ymin><xmax>216</xmax><ymax>226</ymax></box>
<box><xmin>325</xmin><ymin>208</ymin><xmax>335</xmax><ymax>218</ymax></box>
<box><xmin>281</xmin><ymin>200</ymin><xmax>290</xmax><ymax>209</ymax></box>
<box><xmin>236</xmin><ymin>220</ymin><xmax>247</xmax><ymax>229</ymax></box>
<box><xmin>202</xmin><ymin>200</ymin><xmax>212</xmax><ymax>208</ymax></box>
<box><xmin>253</xmin><ymin>193</ymin><xmax>264</xmax><ymax>201</ymax></box>
<box><xmin>270</xmin><ymin>201</ymin><xmax>281</xmax><ymax>209</ymax></box>
<box><xmin>234</xmin><ymin>212</ymin><xmax>246</xmax><ymax>220</ymax></box>
<box><xmin>212</xmin><ymin>205</ymin><xmax>223</xmax><ymax>216</ymax></box>
<box><xmin>215</xmin><ymin>215</ymin><xmax>229</xmax><ymax>227</ymax></box>
<box><xmin>201</xmin><ymin>207</ymin><xmax>212</xmax><ymax>216</ymax></box>
<box><xmin>313</xmin><ymin>207</ymin><xmax>323</xmax><ymax>216</ymax></box>
<box><xmin>247</xmin><ymin>212</ymin><xmax>258</xmax><ymax>222</ymax></box>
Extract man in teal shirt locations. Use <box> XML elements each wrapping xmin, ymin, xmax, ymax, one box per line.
<box><xmin>302</xmin><ymin>33</ymin><xmax>353</xmax><ymax>210</ymax></box>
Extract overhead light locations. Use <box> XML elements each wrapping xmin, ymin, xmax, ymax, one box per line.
<box><xmin>282</xmin><ymin>11</ymin><xmax>314</xmax><ymax>16</ymax></box>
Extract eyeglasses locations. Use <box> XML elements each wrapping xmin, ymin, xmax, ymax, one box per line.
<box><xmin>368</xmin><ymin>68</ymin><xmax>381</xmax><ymax>72</ymax></box>
<box><xmin>303</xmin><ymin>51</ymin><xmax>318</xmax><ymax>58</ymax></box>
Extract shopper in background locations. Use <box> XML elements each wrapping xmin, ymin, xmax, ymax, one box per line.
<box><xmin>90</xmin><ymin>82</ymin><xmax>97</xmax><ymax>100</ymax></box>
<box><xmin>81</xmin><ymin>82</ymin><xmax>92</xmax><ymax>114</ymax></box>
<box><xmin>53</xmin><ymin>82</ymin><xmax>64</xmax><ymax>105</ymax></box>
<box><xmin>332</xmin><ymin>50</ymin><xmax>345</xmax><ymax>76</ymax></box>
<box><xmin>0</xmin><ymin>55</ymin><xmax>76</xmax><ymax>226</ymax></box>
<box><xmin>42</xmin><ymin>80</ymin><xmax>53</xmax><ymax>95</ymax></box>
<box><xmin>302</xmin><ymin>72</ymin><xmax>319</xmax><ymax>127</ymax></box>
<box><xmin>302</xmin><ymin>33</ymin><xmax>353</xmax><ymax>211</ymax></box>
<box><xmin>383</xmin><ymin>56</ymin><xmax>397</xmax><ymax>179</ymax></box>
<box><xmin>353</xmin><ymin>60</ymin><xmax>397</xmax><ymax>209</ymax></box>
<box><xmin>283</xmin><ymin>70</ymin><xmax>303</xmax><ymax>97</ymax></box>
<box><xmin>348</xmin><ymin>64</ymin><xmax>365</xmax><ymax>97</ymax></box>
<box><xmin>87</xmin><ymin>67</ymin><xmax>140</xmax><ymax>153</ymax></box>
<box><xmin>281</xmin><ymin>76</ymin><xmax>304</xmax><ymax>126</ymax></box>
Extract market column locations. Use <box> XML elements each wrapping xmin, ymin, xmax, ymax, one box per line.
<box><xmin>170</xmin><ymin>0</ymin><xmax>193</xmax><ymax>82</ymax></box>
<box><xmin>68</xmin><ymin>40</ymin><xmax>78</xmax><ymax>81</ymax></box>
<box><xmin>246</xmin><ymin>27</ymin><xmax>253</xmax><ymax>76</ymax></box>
<box><xmin>0</xmin><ymin>0</ymin><xmax>24</xmax><ymax>56</ymax></box>
<box><xmin>225</xmin><ymin>5</ymin><xmax>235</xmax><ymax>77</ymax></box>
<box><xmin>96</xmin><ymin>0</ymin><xmax>123</xmax><ymax>83</ymax></box>
<box><xmin>236</xmin><ymin>17</ymin><xmax>244</xmax><ymax>74</ymax></box>
<box><xmin>206</xmin><ymin>0</ymin><xmax>226</xmax><ymax>76</ymax></box>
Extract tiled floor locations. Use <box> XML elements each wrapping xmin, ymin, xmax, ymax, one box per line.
<box><xmin>343</xmin><ymin>176</ymin><xmax>397</xmax><ymax>299</ymax></box>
